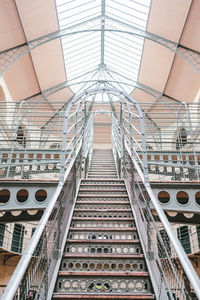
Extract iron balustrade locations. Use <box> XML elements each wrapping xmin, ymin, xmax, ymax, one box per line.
<box><xmin>112</xmin><ymin>116</ymin><xmax>200</xmax><ymax>299</ymax></box>
<box><xmin>2</xmin><ymin>101</ymin><xmax>93</xmax><ymax>300</ymax></box>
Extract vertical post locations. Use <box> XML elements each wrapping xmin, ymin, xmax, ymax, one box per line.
<box><xmin>73</xmin><ymin>105</ymin><xmax>77</xmax><ymax>157</ymax></box>
<box><xmin>60</xmin><ymin>102</ymin><xmax>73</xmax><ymax>183</ymax></box>
<box><xmin>185</xmin><ymin>103</ymin><xmax>199</xmax><ymax>180</ymax></box>
<box><xmin>139</xmin><ymin>110</ymin><xmax>149</xmax><ymax>184</ymax></box>
<box><xmin>120</xmin><ymin>102</ymin><xmax>125</xmax><ymax>178</ymax></box>
<box><xmin>127</xmin><ymin>103</ymin><xmax>133</xmax><ymax>157</ymax></box>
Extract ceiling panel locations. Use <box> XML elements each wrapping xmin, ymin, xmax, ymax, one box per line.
<box><xmin>3</xmin><ymin>54</ymin><xmax>40</xmax><ymax>101</ymax></box>
<box><xmin>164</xmin><ymin>54</ymin><xmax>200</xmax><ymax>102</ymax></box>
<box><xmin>147</xmin><ymin>0</ymin><xmax>192</xmax><ymax>43</ymax></box>
<box><xmin>31</xmin><ymin>40</ymin><xmax>67</xmax><ymax>91</ymax></box>
<box><xmin>15</xmin><ymin>0</ymin><xmax>59</xmax><ymax>41</ymax></box>
<box><xmin>0</xmin><ymin>0</ymin><xmax>25</xmax><ymax>51</ymax></box>
<box><xmin>180</xmin><ymin>0</ymin><xmax>200</xmax><ymax>52</ymax></box>
<box><xmin>138</xmin><ymin>40</ymin><xmax>175</xmax><ymax>92</ymax></box>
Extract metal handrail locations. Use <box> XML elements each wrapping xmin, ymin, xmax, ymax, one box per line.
<box><xmin>2</xmin><ymin>100</ymin><xmax>94</xmax><ymax>299</ymax></box>
<box><xmin>112</xmin><ymin>114</ymin><xmax>200</xmax><ymax>299</ymax></box>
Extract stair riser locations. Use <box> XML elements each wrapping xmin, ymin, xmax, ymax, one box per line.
<box><xmin>60</xmin><ymin>257</ymin><xmax>147</xmax><ymax>272</ymax></box>
<box><xmin>55</xmin><ymin>277</ymin><xmax>152</xmax><ymax>294</ymax></box>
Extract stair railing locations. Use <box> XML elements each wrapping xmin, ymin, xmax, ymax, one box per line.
<box><xmin>2</xmin><ymin>103</ymin><xmax>94</xmax><ymax>300</ymax></box>
<box><xmin>112</xmin><ymin>113</ymin><xmax>200</xmax><ymax>299</ymax></box>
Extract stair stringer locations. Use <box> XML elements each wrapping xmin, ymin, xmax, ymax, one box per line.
<box><xmin>124</xmin><ymin>178</ymin><xmax>169</xmax><ymax>300</ymax></box>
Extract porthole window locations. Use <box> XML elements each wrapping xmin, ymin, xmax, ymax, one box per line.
<box><xmin>158</xmin><ymin>191</ymin><xmax>170</xmax><ymax>204</ymax></box>
<box><xmin>0</xmin><ymin>189</ymin><xmax>10</xmax><ymax>204</ymax></box>
<box><xmin>35</xmin><ymin>189</ymin><xmax>47</xmax><ymax>202</ymax></box>
<box><xmin>17</xmin><ymin>189</ymin><xmax>29</xmax><ymax>203</ymax></box>
<box><xmin>176</xmin><ymin>191</ymin><xmax>189</xmax><ymax>205</ymax></box>
<box><xmin>195</xmin><ymin>191</ymin><xmax>200</xmax><ymax>206</ymax></box>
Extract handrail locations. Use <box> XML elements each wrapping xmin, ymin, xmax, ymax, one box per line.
<box><xmin>125</xmin><ymin>141</ymin><xmax>200</xmax><ymax>299</ymax></box>
<box><xmin>111</xmin><ymin>105</ymin><xmax>200</xmax><ymax>298</ymax></box>
<box><xmin>2</xmin><ymin>100</ymin><xmax>94</xmax><ymax>299</ymax></box>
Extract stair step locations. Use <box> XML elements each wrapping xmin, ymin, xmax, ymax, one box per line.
<box><xmin>80</xmin><ymin>184</ymin><xmax>125</xmax><ymax>187</ymax></box>
<box><xmin>72</xmin><ymin>218</ymin><xmax>133</xmax><ymax>221</ymax></box>
<box><xmin>76</xmin><ymin>201</ymin><xmax>129</xmax><ymax>204</ymax></box>
<box><xmin>62</xmin><ymin>253</ymin><xmax>144</xmax><ymax>258</ymax></box>
<box><xmin>81</xmin><ymin>179</ymin><xmax>124</xmax><ymax>182</ymax></box>
<box><xmin>74</xmin><ymin>209</ymin><xmax>131</xmax><ymax>212</ymax></box>
<box><xmin>58</xmin><ymin>271</ymin><xmax>149</xmax><ymax>277</ymax></box>
<box><xmin>69</xmin><ymin>228</ymin><xmax>135</xmax><ymax>231</ymax></box>
<box><xmin>71</xmin><ymin>221</ymin><xmax>135</xmax><ymax>228</ymax></box>
<box><xmin>66</xmin><ymin>240</ymin><xmax>140</xmax><ymax>244</ymax></box>
<box><xmin>79</xmin><ymin>189</ymin><xmax>126</xmax><ymax>192</ymax></box>
<box><xmin>77</xmin><ymin>195</ymin><xmax>128</xmax><ymax>198</ymax></box>
<box><xmin>52</xmin><ymin>295</ymin><xmax>155</xmax><ymax>299</ymax></box>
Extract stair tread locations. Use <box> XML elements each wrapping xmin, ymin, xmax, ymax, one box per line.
<box><xmin>77</xmin><ymin>195</ymin><xmax>128</xmax><ymax>197</ymax></box>
<box><xmin>58</xmin><ymin>271</ymin><xmax>149</xmax><ymax>277</ymax></box>
<box><xmin>79</xmin><ymin>189</ymin><xmax>126</xmax><ymax>192</ymax></box>
<box><xmin>62</xmin><ymin>254</ymin><xmax>144</xmax><ymax>258</ymax></box>
<box><xmin>66</xmin><ymin>239</ymin><xmax>139</xmax><ymax>243</ymax></box>
<box><xmin>69</xmin><ymin>228</ymin><xmax>136</xmax><ymax>231</ymax></box>
<box><xmin>74</xmin><ymin>209</ymin><xmax>131</xmax><ymax>212</ymax></box>
<box><xmin>72</xmin><ymin>218</ymin><xmax>133</xmax><ymax>221</ymax></box>
<box><xmin>52</xmin><ymin>295</ymin><xmax>155</xmax><ymax>299</ymax></box>
<box><xmin>80</xmin><ymin>184</ymin><xmax>125</xmax><ymax>186</ymax></box>
<box><xmin>76</xmin><ymin>201</ymin><xmax>129</xmax><ymax>204</ymax></box>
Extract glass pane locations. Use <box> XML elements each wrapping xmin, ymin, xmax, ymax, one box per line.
<box><xmin>11</xmin><ymin>224</ymin><xmax>25</xmax><ymax>253</ymax></box>
<box><xmin>177</xmin><ymin>226</ymin><xmax>191</xmax><ymax>255</ymax></box>
<box><xmin>0</xmin><ymin>224</ymin><xmax>5</xmax><ymax>247</ymax></box>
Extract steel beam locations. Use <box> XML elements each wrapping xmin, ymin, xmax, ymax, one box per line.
<box><xmin>1</xmin><ymin>15</ymin><xmax>200</xmax><ymax>78</ymax></box>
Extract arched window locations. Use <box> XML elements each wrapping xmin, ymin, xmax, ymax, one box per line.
<box><xmin>16</xmin><ymin>125</ymin><xmax>26</xmax><ymax>148</ymax></box>
<box><xmin>176</xmin><ymin>128</ymin><xmax>187</xmax><ymax>150</ymax></box>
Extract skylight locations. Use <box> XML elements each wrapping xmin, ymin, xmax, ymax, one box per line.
<box><xmin>56</xmin><ymin>0</ymin><xmax>151</xmax><ymax>95</ymax></box>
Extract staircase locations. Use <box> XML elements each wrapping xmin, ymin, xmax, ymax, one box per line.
<box><xmin>52</xmin><ymin>149</ymin><xmax>155</xmax><ymax>299</ymax></box>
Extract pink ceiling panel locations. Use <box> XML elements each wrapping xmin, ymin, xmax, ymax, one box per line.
<box><xmin>31</xmin><ymin>39</ymin><xmax>67</xmax><ymax>91</ymax></box>
<box><xmin>180</xmin><ymin>0</ymin><xmax>200</xmax><ymax>52</ymax></box>
<box><xmin>138</xmin><ymin>40</ymin><xmax>175</xmax><ymax>92</ymax></box>
<box><xmin>3</xmin><ymin>54</ymin><xmax>40</xmax><ymax>101</ymax></box>
<box><xmin>131</xmin><ymin>88</ymin><xmax>157</xmax><ymax>104</ymax></box>
<box><xmin>15</xmin><ymin>0</ymin><xmax>59</xmax><ymax>41</ymax></box>
<box><xmin>147</xmin><ymin>0</ymin><xmax>192</xmax><ymax>43</ymax></box>
<box><xmin>164</xmin><ymin>55</ymin><xmax>200</xmax><ymax>102</ymax></box>
<box><xmin>0</xmin><ymin>0</ymin><xmax>26</xmax><ymax>51</ymax></box>
<box><xmin>47</xmin><ymin>87</ymin><xmax>74</xmax><ymax>102</ymax></box>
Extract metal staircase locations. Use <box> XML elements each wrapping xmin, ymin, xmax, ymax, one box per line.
<box><xmin>52</xmin><ymin>149</ymin><xmax>155</xmax><ymax>299</ymax></box>
<box><xmin>2</xmin><ymin>90</ymin><xmax>200</xmax><ymax>300</ymax></box>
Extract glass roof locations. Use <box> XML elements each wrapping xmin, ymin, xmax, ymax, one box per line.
<box><xmin>56</xmin><ymin>0</ymin><xmax>151</xmax><ymax>96</ymax></box>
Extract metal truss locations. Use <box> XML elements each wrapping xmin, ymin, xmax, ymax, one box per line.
<box><xmin>0</xmin><ymin>14</ymin><xmax>200</xmax><ymax>79</ymax></box>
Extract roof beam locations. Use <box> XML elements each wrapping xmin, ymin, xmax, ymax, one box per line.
<box><xmin>100</xmin><ymin>0</ymin><xmax>105</xmax><ymax>67</ymax></box>
<box><xmin>1</xmin><ymin>16</ymin><xmax>200</xmax><ymax>78</ymax></box>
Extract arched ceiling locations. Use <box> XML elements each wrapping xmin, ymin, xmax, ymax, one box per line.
<box><xmin>0</xmin><ymin>0</ymin><xmax>200</xmax><ymax>110</ymax></box>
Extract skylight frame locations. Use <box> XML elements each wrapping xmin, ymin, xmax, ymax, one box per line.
<box><xmin>55</xmin><ymin>0</ymin><xmax>151</xmax><ymax>96</ymax></box>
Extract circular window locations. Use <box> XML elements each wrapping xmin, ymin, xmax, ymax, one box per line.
<box><xmin>35</xmin><ymin>189</ymin><xmax>47</xmax><ymax>202</ymax></box>
<box><xmin>176</xmin><ymin>191</ymin><xmax>189</xmax><ymax>205</ymax></box>
<box><xmin>195</xmin><ymin>191</ymin><xmax>200</xmax><ymax>206</ymax></box>
<box><xmin>17</xmin><ymin>189</ymin><xmax>29</xmax><ymax>203</ymax></box>
<box><xmin>0</xmin><ymin>189</ymin><xmax>10</xmax><ymax>204</ymax></box>
<box><xmin>158</xmin><ymin>191</ymin><xmax>170</xmax><ymax>204</ymax></box>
